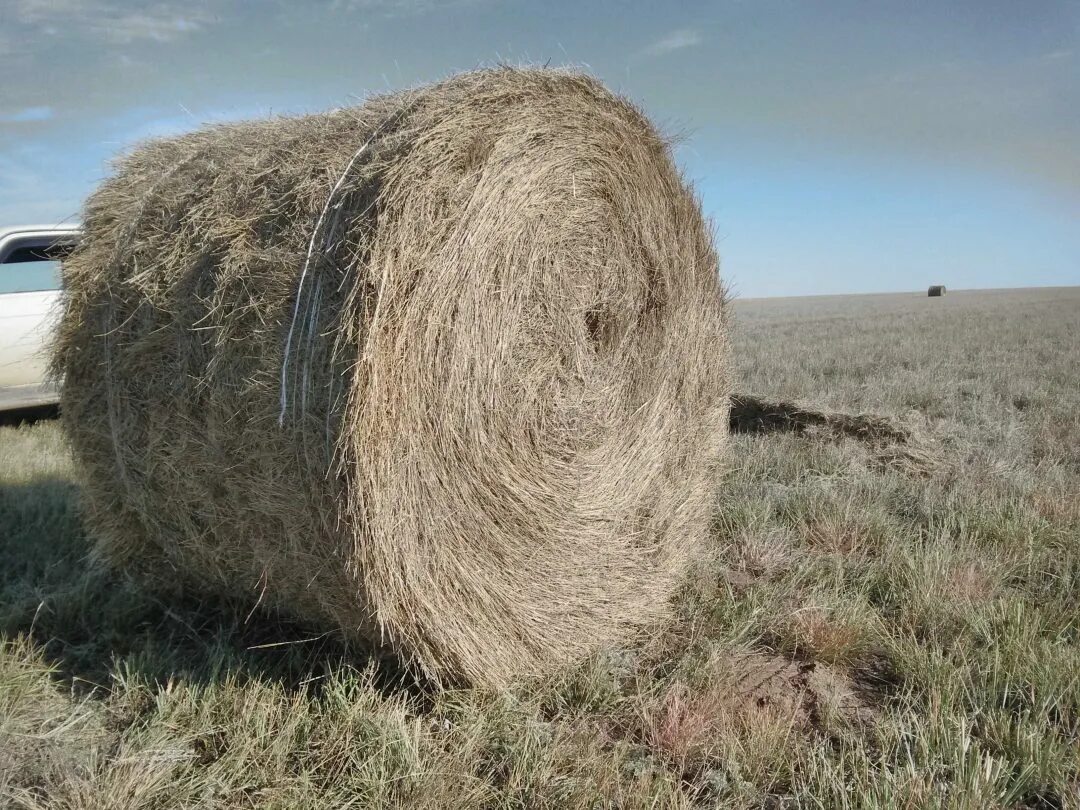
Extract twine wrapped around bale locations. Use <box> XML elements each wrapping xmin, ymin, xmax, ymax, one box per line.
<box><xmin>53</xmin><ymin>68</ymin><xmax>731</xmax><ymax>688</ymax></box>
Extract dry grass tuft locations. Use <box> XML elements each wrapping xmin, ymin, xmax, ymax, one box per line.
<box><xmin>52</xmin><ymin>67</ymin><xmax>732</xmax><ymax>690</ymax></box>
<box><xmin>946</xmin><ymin>561</ymin><xmax>996</xmax><ymax>604</ymax></box>
<box><xmin>727</xmin><ymin>527</ymin><xmax>795</xmax><ymax>581</ymax></box>
<box><xmin>785</xmin><ymin>606</ymin><xmax>869</xmax><ymax>667</ymax></box>
<box><xmin>645</xmin><ymin>652</ymin><xmax>808</xmax><ymax>767</ymax></box>
<box><xmin>643</xmin><ymin>648</ymin><xmax>876</xmax><ymax>776</ymax></box>
<box><xmin>798</xmin><ymin>506</ymin><xmax>873</xmax><ymax>556</ymax></box>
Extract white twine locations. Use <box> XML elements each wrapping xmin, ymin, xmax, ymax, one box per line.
<box><xmin>278</xmin><ymin>125</ymin><xmax>384</xmax><ymax>427</ymax></box>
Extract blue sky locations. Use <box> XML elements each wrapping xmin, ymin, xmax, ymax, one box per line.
<box><xmin>0</xmin><ymin>0</ymin><xmax>1077</xmax><ymax>297</ymax></box>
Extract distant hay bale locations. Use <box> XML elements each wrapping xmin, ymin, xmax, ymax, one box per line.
<box><xmin>53</xmin><ymin>68</ymin><xmax>731</xmax><ymax>689</ymax></box>
<box><xmin>928</xmin><ymin>285</ymin><xmax>946</xmax><ymax>297</ymax></box>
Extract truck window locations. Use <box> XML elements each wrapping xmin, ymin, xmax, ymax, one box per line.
<box><xmin>0</xmin><ymin>242</ymin><xmax>72</xmax><ymax>294</ymax></box>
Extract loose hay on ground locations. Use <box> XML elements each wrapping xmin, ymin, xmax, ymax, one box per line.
<box><xmin>53</xmin><ymin>68</ymin><xmax>732</xmax><ymax>689</ymax></box>
<box><xmin>729</xmin><ymin>393</ymin><xmax>942</xmax><ymax>475</ymax></box>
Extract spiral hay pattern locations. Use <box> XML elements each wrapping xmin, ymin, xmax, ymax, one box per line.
<box><xmin>54</xmin><ymin>68</ymin><xmax>731</xmax><ymax>688</ymax></box>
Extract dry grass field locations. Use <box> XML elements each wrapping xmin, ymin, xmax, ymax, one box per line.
<box><xmin>2</xmin><ymin>286</ymin><xmax>1078</xmax><ymax>808</ymax></box>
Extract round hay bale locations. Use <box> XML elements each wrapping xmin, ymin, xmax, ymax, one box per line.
<box><xmin>928</xmin><ymin>285</ymin><xmax>946</xmax><ymax>297</ymax></box>
<box><xmin>54</xmin><ymin>68</ymin><xmax>731</xmax><ymax>688</ymax></box>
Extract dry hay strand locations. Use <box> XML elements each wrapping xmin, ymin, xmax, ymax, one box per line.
<box><xmin>729</xmin><ymin>393</ymin><xmax>941</xmax><ymax>475</ymax></box>
<box><xmin>53</xmin><ymin>68</ymin><xmax>732</xmax><ymax>690</ymax></box>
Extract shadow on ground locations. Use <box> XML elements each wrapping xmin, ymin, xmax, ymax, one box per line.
<box><xmin>729</xmin><ymin>393</ymin><xmax>911</xmax><ymax>443</ymax></box>
<box><xmin>0</xmin><ymin>403</ymin><xmax>59</xmax><ymax>427</ymax></box>
<box><xmin>0</xmin><ymin>475</ymin><xmax>419</xmax><ymax>700</ymax></box>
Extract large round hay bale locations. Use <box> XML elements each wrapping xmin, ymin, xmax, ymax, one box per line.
<box><xmin>54</xmin><ymin>68</ymin><xmax>731</xmax><ymax>688</ymax></box>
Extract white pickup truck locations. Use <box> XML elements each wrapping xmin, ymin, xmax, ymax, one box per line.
<box><xmin>0</xmin><ymin>225</ymin><xmax>80</xmax><ymax>410</ymax></box>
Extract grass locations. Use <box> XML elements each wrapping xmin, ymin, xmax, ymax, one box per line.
<box><xmin>2</xmin><ymin>286</ymin><xmax>1078</xmax><ymax>808</ymax></box>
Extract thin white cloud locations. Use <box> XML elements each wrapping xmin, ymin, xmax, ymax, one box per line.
<box><xmin>643</xmin><ymin>28</ymin><xmax>702</xmax><ymax>57</ymax></box>
<box><xmin>1041</xmin><ymin>49</ymin><xmax>1073</xmax><ymax>62</ymax></box>
<box><xmin>13</xmin><ymin>0</ymin><xmax>212</xmax><ymax>43</ymax></box>
<box><xmin>1</xmin><ymin>106</ymin><xmax>54</xmax><ymax>123</ymax></box>
<box><xmin>328</xmin><ymin>0</ymin><xmax>490</xmax><ymax>14</ymax></box>
<box><xmin>12</xmin><ymin>0</ymin><xmax>94</xmax><ymax>22</ymax></box>
<box><xmin>102</xmin><ymin>10</ymin><xmax>207</xmax><ymax>43</ymax></box>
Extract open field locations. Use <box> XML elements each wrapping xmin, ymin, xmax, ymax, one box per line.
<box><xmin>2</xmin><ymin>286</ymin><xmax>1078</xmax><ymax>808</ymax></box>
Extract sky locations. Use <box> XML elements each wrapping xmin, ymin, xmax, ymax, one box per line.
<box><xmin>0</xmin><ymin>0</ymin><xmax>1077</xmax><ymax>297</ymax></box>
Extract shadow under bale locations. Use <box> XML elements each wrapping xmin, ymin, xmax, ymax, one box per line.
<box><xmin>0</xmin><ymin>476</ymin><xmax>416</xmax><ymax>699</ymax></box>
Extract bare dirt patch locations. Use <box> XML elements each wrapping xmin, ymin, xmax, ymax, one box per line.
<box><xmin>716</xmin><ymin>651</ymin><xmax>877</xmax><ymax>730</ymax></box>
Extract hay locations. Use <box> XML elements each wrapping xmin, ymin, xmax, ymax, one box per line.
<box><xmin>729</xmin><ymin>394</ymin><xmax>911</xmax><ymax>444</ymax></box>
<box><xmin>53</xmin><ymin>68</ymin><xmax>732</xmax><ymax>689</ymax></box>
<box><xmin>927</xmin><ymin>285</ymin><xmax>946</xmax><ymax>297</ymax></box>
<box><xmin>729</xmin><ymin>394</ymin><xmax>941</xmax><ymax>475</ymax></box>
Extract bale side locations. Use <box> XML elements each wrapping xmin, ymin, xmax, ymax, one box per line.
<box><xmin>54</xmin><ymin>68</ymin><xmax>731</xmax><ymax>688</ymax></box>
